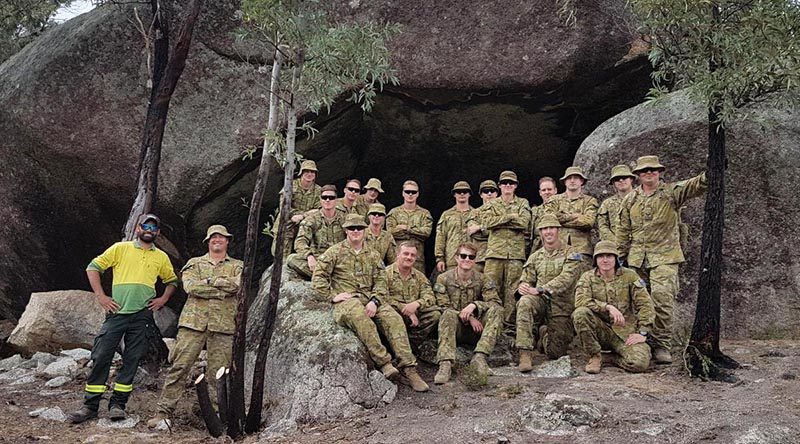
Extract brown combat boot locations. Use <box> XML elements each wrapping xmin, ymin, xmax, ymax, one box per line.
<box><xmin>400</xmin><ymin>367</ymin><xmax>429</xmax><ymax>392</ymax></box>
<box><xmin>518</xmin><ymin>350</ymin><xmax>534</xmax><ymax>373</ymax></box>
<box><xmin>434</xmin><ymin>361</ymin><xmax>452</xmax><ymax>384</ymax></box>
<box><xmin>585</xmin><ymin>353</ymin><xmax>602</xmax><ymax>374</ymax></box>
<box><xmin>470</xmin><ymin>352</ymin><xmax>491</xmax><ymax>378</ymax></box>
<box><xmin>380</xmin><ymin>362</ymin><xmax>400</xmax><ymax>380</ymax></box>
<box><xmin>653</xmin><ymin>347</ymin><xmax>673</xmax><ymax>364</ymax></box>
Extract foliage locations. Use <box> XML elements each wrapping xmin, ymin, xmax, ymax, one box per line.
<box><xmin>1</xmin><ymin>0</ymin><xmax>73</xmax><ymax>61</ymax></box>
<box><xmin>628</xmin><ymin>0</ymin><xmax>800</xmax><ymax>124</ymax></box>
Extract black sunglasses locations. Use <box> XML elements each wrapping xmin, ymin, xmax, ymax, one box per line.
<box><xmin>458</xmin><ymin>253</ymin><xmax>476</xmax><ymax>260</ymax></box>
<box><xmin>453</xmin><ymin>190</ymin><xmax>470</xmax><ymax>195</ymax></box>
<box><xmin>499</xmin><ymin>180</ymin><xmax>516</xmax><ymax>186</ymax></box>
<box><xmin>480</xmin><ymin>188</ymin><xmax>497</xmax><ymax>194</ymax></box>
<box><xmin>638</xmin><ymin>168</ymin><xmax>660</xmax><ymax>174</ymax></box>
<box><xmin>368</xmin><ymin>213</ymin><xmax>385</xmax><ymax>217</ymax></box>
<box><xmin>345</xmin><ymin>187</ymin><xmax>361</xmax><ymax>193</ymax></box>
<box><xmin>403</xmin><ymin>189</ymin><xmax>418</xmax><ymax>195</ymax></box>
<box><xmin>345</xmin><ymin>226</ymin><xmax>365</xmax><ymax>232</ymax></box>
<box><xmin>321</xmin><ymin>195</ymin><xmax>337</xmax><ymax>201</ymax></box>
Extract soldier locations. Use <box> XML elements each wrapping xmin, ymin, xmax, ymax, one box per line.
<box><xmin>357</xmin><ymin>177</ymin><xmax>384</xmax><ymax>209</ymax></box>
<box><xmin>481</xmin><ymin>170</ymin><xmax>531</xmax><ymax>335</ymax></box>
<box><xmin>617</xmin><ymin>155</ymin><xmax>707</xmax><ymax>364</ymax></box>
<box><xmin>435</xmin><ymin>181</ymin><xmax>474</xmax><ymax>272</ymax></box>
<box><xmin>466</xmin><ymin>179</ymin><xmax>498</xmax><ymax>272</ymax></box>
<box><xmin>572</xmin><ymin>240</ymin><xmax>655</xmax><ymax>374</ymax></box>
<box><xmin>312</xmin><ymin>214</ymin><xmax>429</xmax><ymax>392</ymax></box>
<box><xmin>433</xmin><ymin>243</ymin><xmax>502</xmax><ymax>384</ymax></box>
<box><xmin>286</xmin><ymin>185</ymin><xmax>346</xmax><ymax>279</ymax></box>
<box><xmin>271</xmin><ymin>160</ymin><xmax>322</xmax><ymax>258</ymax></box>
<box><xmin>529</xmin><ymin>176</ymin><xmax>557</xmax><ymax>254</ymax></box>
<box><xmin>387</xmin><ymin>180</ymin><xmax>433</xmax><ymax>273</ymax></box>
<box><xmin>69</xmin><ymin>214</ymin><xmax>179</xmax><ymax>423</ymax></box>
<box><xmin>384</xmin><ymin>243</ymin><xmax>441</xmax><ymax>345</ymax></box>
<box><xmin>515</xmin><ymin>214</ymin><xmax>582</xmax><ymax>372</ymax></box>
<box><xmin>597</xmin><ymin>165</ymin><xmax>636</xmax><ymax>241</ymax></box>
<box><xmin>148</xmin><ymin>225</ymin><xmax>242</xmax><ymax>428</ymax></box>
<box><xmin>543</xmin><ymin>166</ymin><xmax>598</xmax><ymax>264</ymax></box>
<box><xmin>364</xmin><ymin>203</ymin><xmax>397</xmax><ymax>265</ymax></box>
<box><xmin>337</xmin><ymin>178</ymin><xmax>369</xmax><ymax>216</ymax></box>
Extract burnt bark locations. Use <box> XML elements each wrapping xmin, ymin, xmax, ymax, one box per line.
<box><xmin>195</xmin><ymin>374</ymin><xmax>224</xmax><ymax>437</ymax></box>
<box><xmin>216</xmin><ymin>366</ymin><xmax>229</xmax><ymax>425</ymax></box>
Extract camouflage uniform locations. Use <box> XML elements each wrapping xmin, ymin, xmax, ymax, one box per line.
<box><xmin>337</xmin><ymin>198</ymin><xmax>370</xmax><ymax>217</ymax></box>
<box><xmin>597</xmin><ymin>194</ymin><xmax>626</xmax><ymax>242</ymax></box>
<box><xmin>515</xmin><ymin>245</ymin><xmax>582</xmax><ymax>358</ymax></box>
<box><xmin>543</xmin><ymin>193</ymin><xmax>598</xmax><ymax>258</ymax></box>
<box><xmin>365</xmin><ymin>228</ymin><xmax>397</xmax><ymax>266</ymax></box>
<box><xmin>433</xmin><ymin>269</ymin><xmax>502</xmax><ymax>362</ymax></box>
<box><xmin>356</xmin><ymin>195</ymin><xmax>381</xmax><ymax>214</ymax></box>
<box><xmin>386</xmin><ymin>206</ymin><xmax>433</xmax><ymax>273</ymax></box>
<box><xmin>157</xmin><ymin>254</ymin><xmax>242</xmax><ymax>415</ymax></box>
<box><xmin>435</xmin><ymin>205</ymin><xmax>474</xmax><ymax>269</ymax></box>
<box><xmin>616</xmin><ymin>172</ymin><xmax>707</xmax><ymax>348</ymax></box>
<box><xmin>312</xmin><ymin>240</ymin><xmax>417</xmax><ymax>368</ymax></box>
<box><xmin>481</xmin><ymin>196</ymin><xmax>531</xmax><ymax>332</ymax></box>
<box><xmin>384</xmin><ymin>263</ymin><xmax>441</xmax><ymax>343</ymax></box>
<box><xmin>528</xmin><ymin>205</ymin><xmax>543</xmax><ymax>254</ymax></box>
<box><xmin>271</xmin><ymin>179</ymin><xmax>322</xmax><ymax>257</ymax></box>
<box><xmin>572</xmin><ymin>267</ymin><xmax>655</xmax><ymax>372</ymax></box>
<box><xmin>465</xmin><ymin>206</ymin><xmax>490</xmax><ymax>272</ymax></box>
<box><xmin>286</xmin><ymin>208</ymin><xmax>346</xmax><ymax>279</ymax></box>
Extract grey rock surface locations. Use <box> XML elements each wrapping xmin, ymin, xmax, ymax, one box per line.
<box><xmin>0</xmin><ymin>367</ymin><xmax>33</xmax><ymax>382</ymax></box>
<box><xmin>6</xmin><ymin>291</ymin><xmax>104</xmax><ymax>354</ymax></box>
<box><xmin>45</xmin><ymin>376</ymin><xmax>72</xmax><ymax>388</ymax></box>
<box><xmin>532</xmin><ymin>356</ymin><xmax>574</xmax><ymax>378</ymax></box>
<box><xmin>0</xmin><ymin>354</ymin><xmax>23</xmax><ymax>371</ymax></box>
<box><xmin>246</xmin><ymin>267</ymin><xmax>397</xmax><ymax>427</ymax></box>
<box><xmin>575</xmin><ymin>90</ymin><xmax>800</xmax><ymax>337</ymax></box>
<box><xmin>61</xmin><ymin>348</ymin><xmax>92</xmax><ymax>361</ymax></box>
<box><xmin>96</xmin><ymin>416</ymin><xmax>140</xmax><ymax>429</ymax></box>
<box><xmin>153</xmin><ymin>306</ymin><xmax>178</xmax><ymax>338</ymax></box>
<box><xmin>31</xmin><ymin>352</ymin><xmax>58</xmax><ymax>366</ymax></box>
<box><xmin>517</xmin><ymin>393</ymin><xmax>603</xmax><ymax>435</ymax></box>
<box><xmin>10</xmin><ymin>374</ymin><xmax>37</xmax><ymax>385</ymax></box>
<box><xmin>41</xmin><ymin>357</ymin><xmax>79</xmax><ymax>378</ymax></box>
<box><xmin>735</xmin><ymin>424</ymin><xmax>797</xmax><ymax>444</ymax></box>
<box><xmin>36</xmin><ymin>407</ymin><xmax>67</xmax><ymax>422</ymax></box>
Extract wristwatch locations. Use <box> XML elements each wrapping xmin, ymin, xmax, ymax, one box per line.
<box><xmin>639</xmin><ymin>331</ymin><xmax>648</xmax><ymax>337</ymax></box>
<box><xmin>369</xmin><ymin>297</ymin><xmax>381</xmax><ymax>307</ymax></box>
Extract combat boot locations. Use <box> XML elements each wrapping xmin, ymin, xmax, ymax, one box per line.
<box><xmin>434</xmin><ymin>361</ymin><xmax>452</xmax><ymax>384</ymax></box>
<box><xmin>108</xmin><ymin>405</ymin><xmax>126</xmax><ymax>421</ymax></box>
<box><xmin>653</xmin><ymin>347</ymin><xmax>673</xmax><ymax>364</ymax></box>
<box><xmin>518</xmin><ymin>350</ymin><xmax>534</xmax><ymax>373</ymax></box>
<box><xmin>400</xmin><ymin>367</ymin><xmax>429</xmax><ymax>392</ymax></box>
<box><xmin>585</xmin><ymin>353</ymin><xmax>602</xmax><ymax>374</ymax></box>
<box><xmin>470</xmin><ymin>352</ymin><xmax>491</xmax><ymax>378</ymax></box>
<box><xmin>68</xmin><ymin>406</ymin><xmax>97</xmax><ymax>424</ymax></box>
<box><xmin>380</xmin><ymin>362</ymin><xmax>400</xmax><ymax>380</ymax></box>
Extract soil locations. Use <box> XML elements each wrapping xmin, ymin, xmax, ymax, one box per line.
<box><xmin>1</xmin><ymin>340</ymin><xmax>798</xmax><ymax>444</ymax></box>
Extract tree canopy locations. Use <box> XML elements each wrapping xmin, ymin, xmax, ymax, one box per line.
<box><xmin>1</xmin><ymin>0</ymin><xmax>73</xmax><ymax>61</ymax></box>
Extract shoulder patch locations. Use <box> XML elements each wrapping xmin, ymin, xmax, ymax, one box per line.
<box><xmin>433</xmin><ymin>283</ymin><xmax>446</xmax><ymax>293</ymax></box>
<box><xmin>568</xmin><ymin>253</ymin><xmax>583</xmax><ymax>261</ymax></box>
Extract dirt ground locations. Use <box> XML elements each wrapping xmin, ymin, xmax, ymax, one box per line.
<box><xmin>1</xmin><ymin>340</ymin><xmax>798</xmax><ymax>444</ymax></box>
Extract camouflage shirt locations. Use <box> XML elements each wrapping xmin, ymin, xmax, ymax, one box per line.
<box><xmin>616</xmin><ymin>173</ymin><xmax>707</xmax><ymax>268</ymax></box>
<box><xmin>465</xmin><ymin>206</ymin><xmax>490</xmax><ymax>262</ymax></box>
<box><xmin>481</xmin><ymin>196</ymin><xmax>531</xmax><ymax>260</ymax></box>
<box><xmin>433</xmin><ymin>269</ymin><xmax>501</xmax><ymax>317</ymax></box>
<box><xmin>528</xmin><ymin>205</ymin><xmax>543</xmax><ymax>253</ymax></box>
<box><xmin>574</xmin><ymin>267</ymin><xmax>655</xmax><ymax>338</ymax></box>
<box><xmin>365</xmin><ymin>228</ymin><xmax>397</xmax><ymax>266</ymax></box>
<box><xmin>383</xmin><ymin>263</ymin><xmax>437</xmax><ymax>312</ymax></box>
<box><xmin>312</xmin><ymin>240</ymin><xmax>387</xmax><ymax>305</ymax></box>
<box><xmin>543</xmin><ymin>193</ymin><xmax>599</xmax><ymax>255</ymax></box>
<box><xmin>179</xmin><ymin>254</ymin><xmax>243</xmax><ymax>334</ymax></box>
<box><xmin>435</xmin><ymin>205</ymin><xmax>474</xmax><ymax>268</ymax></box>
<box><xmin>597</xmin><ymin>193</ymin><xmax>627</xmax><ymax>242</ymax></box>
<box><xmin>519</xmin><ymin>245</ymin><xmax>583</xmax><ymax>316</ymax></box>
<box><xmin>337</xmin><ymin>198</ymin><xmax>369</xmax><ymax>217</ymax></box>
<box><xmin>386</xmin><ymin>206</ymin><xmax>433</xmax><ymax>257</ymax></box>
<box><xmin>294</xmin><ymin>208</ymin><xmax>347</xmax><ymax>258</ymax></box>
<box><xmin>272</xmin><ymin>179</ymin><xmax>321</xmax><ymax>235</ymax></box>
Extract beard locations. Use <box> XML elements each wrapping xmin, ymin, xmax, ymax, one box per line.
<box><xmin>137</xmin><ymin>231</ymin><xmax>156</xmax><ymax>243</ymax></box>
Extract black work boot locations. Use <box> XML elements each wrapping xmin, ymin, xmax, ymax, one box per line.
<box><xmin>68</xmin><ymin>406</ymin><xmax>98</xmax><ymax>424</ymax></box>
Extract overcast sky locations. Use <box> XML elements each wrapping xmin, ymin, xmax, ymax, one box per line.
<box><xmin>52</xmin><ymin>0</ymin><xmax>97</xmax><ymax>23</ymax></box>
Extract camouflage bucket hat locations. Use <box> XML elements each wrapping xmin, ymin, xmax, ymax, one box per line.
<box><xmin>560</xmin><ymin>166</ymin><xmax>588</xmax><ymax>182</ymax></box>
<box><xmin>609</xmin><ymin>164</ymin><xmax>636</xmax><ymax>183</ymax></box>
<box><xmin>342</xmin><ymin>213</ymin><xmax>368</xmax><ymax>229</ymax></box>
<box><xmin>367</xmin><ymin>203</ymin><xmax>386</xmax><ymax>216</ymax></box>
<box><xmin>299</xmin><ymin>160</ymin><xmax>318</xmax><ymax>173</ymax></box>
<box><xmin>204</xmin><ymin>224</ymin><xmax>233</xmax><ymax>242</ymax></box>
<box><xmin>592</xmin><ymin>240</ymin><xmax>619</xmax><ymax>258</ymax></box>
<box><xmin>536</xmin><ymin>213</ymin><xmax>561</xmax><ymax>230</ymax></box>
<box><xmin>479</xmin><ymin>179</ymin><xmax>498</xmax><ymax>191</ymax></box>
<box><xmin>452</xmin><ymin>180</ymin><xmax>472</xmax><ymax>193</ymax></box>
<box><xmin>632</xmin><ymin>155</ymin><xmax>666</xmax><ymax>174</ymax></box>
<box><xmin>498</xmin><ymin>170</ymin><xmax>518</xmax><ymax>183</ymax></box>
<box><xmin>364</xmin><ymin>178</ymin><xmax>384</xmax><ymax>193</ymax></box>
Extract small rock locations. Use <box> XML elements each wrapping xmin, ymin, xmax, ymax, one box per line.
<box><xmin>633</xmin><ymin>424</ymin><xmax>666</xmax><ymax>436</ymax></box>
<box><xmin>96</xmin><ymin>415</ymin><xmax>140</xmax><ymax>429</ymax></box>
<box><xmin>42</xmin><ymin>357</ymin><xmax>79</xmax><ymax>378</ymax></box>
<box><xmin>153</xmin><ymin>418</ymin><xmax>172</xmax><ymax>431</ymax></box>
<box><xmin>45</xmin><ymin>376</ymin><xmax>72</xmax><ymax>388</ymax></box>
<box><xmin>11</xmin><ymin>374</ymin><xmax>38</xmax><ymax>385</ymax></box>
<box><xmin>780</xmin><ymin>373</ymin><xmax>796</xmax><ymax>380</ymax></box>
<box><xmin>113</xmin><ymin>352</ymin><xmax>122</xmax><ymax>362</ymax></box>
<box><xmin>497</xmin><ymin>436</ymin><xmax>510</xmax><ymax>444</ymax></box>
<box><xmin>38</xmin><ymin>407</ymin><xmax>67</xmax><ymax>422</ymax></box>
<box><xmin>29</xmin><ymin>407</ymin><xmax>48</xmax><ymax>417</ymax></box>
<box><xmin>0</xmin><ymin>354</ymin><xmax>24</xmax><ymax>371</ymax></box>
<box><xmin>61</xmin><ymin>348</ymin><xmax>92</xmax><ymax>361</ymax></box>
<box><xmin>533</xmin><ymin>356</ymin><xmax>574</xmax><ymax>378</ymax></box>
<box><xmin>0</xmin><ymin>367</ymin><xmax>33</xmax><ymax>382</ymax></box>
<box><xmin>260</xmin><ymin>418</ymin><xmax>297</xmax><ymax>440</ymax></box>
<box><xmin>735</xmin><ymin>424</ymin><xmax>797</xmax><ymax>444</ymax></box>
<box><xmin>518</xmin><ymin>393</ymin><xmax>603</xmax><ymax>435</ymax></box>
<box><xmin>473</xmin><ymin>420</ymin><xmax>505</xmax><ymax>435</ymax></box>
<box><xmin>758</xmin><ymin>350</ymin><xmax>786</xmax><ymax>358</ymax></box>
<box><xmin>32</xmin><ymin>352</ymin><xmax>58</xmax><ymax>366</ymax></box>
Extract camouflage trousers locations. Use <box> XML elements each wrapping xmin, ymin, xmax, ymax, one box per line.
<box><xmin>157</xmin><ymin>327</ymin><xmax>232</xmax><ymax>415</ymax></box>
<box><xmin>270</xmin><ymin>221</ymin><xmax>300</xmax><ymax>259</ymax></box>
<box><xmin>436</xmin><ymin>307</ymin><xmax>501</xmax><ymax>363</ymax></box>
<box><xmin>633</xmin><ymin>263</ymin><xmax>679</xmax><ymax>349</ymax></box>
<box><xmin>333</xmin><ymin>298</ymin><xmax>416</xmax><ymax>368</ymax></box>
<box><xmin>483</xmin><ymin>258</ymin><xmax>524</xmax><ymax>334</ymax></box>
<box><xmin>572</xmin><ymin>307</ymin><xmax>651</xmax><ymax>373</ymax></box>
<box><xmin>399</xmin><ymin>307</ymin><xmax>441</xmax><ymax>345</ymax></box>
<box><xmin>515</xmin><ymin>295</ymin><xmax>573</xmax><ymax>359</ymax></box>
<box><xmin>286</xmin><ymin>253</ymin><xmax>313</xmax><ymax>279</ymax></box>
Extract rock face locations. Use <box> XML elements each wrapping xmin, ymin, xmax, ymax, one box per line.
<box><xmin>575</xmin><ymin>90</ymin><xmax>800</xmax><ymax>338</ymax></box>
<box><xmin>517</xmin><ymin>393</ymin><xmax>603</xmax><ymax>435</ymax></box>
<box><xmin>245</xmin><ymin>268</ymin><xmax>397</xmax><ymax>427</ymax></box>
<box><xmin>6</xmin><ymin>290</ymin><xmax>104</xmax><ymax>354</ymax></box>
<box><xmin>0</xmin><ymin>1</ymin><xmax>649</xmax><ymax>319</ymax></box>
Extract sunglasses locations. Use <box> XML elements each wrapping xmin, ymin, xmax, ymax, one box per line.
<box><xmin>140</xmin><ymin>223</ymin><xmax>159</xmax><ymax>232</ymax></box>
<box><xmin>368</xmin><ymin>213</ymin><xmax>385</xmax><ymax>217</ymax></box>
<box><xmin>321</xmin><ymin>195</ymin><xmax>337</xmax><ymax>201</ymax></box>
<box><xmin>499</xmin><ymin>181</ymin><xmax>516</xmax><ymax>186</ymax></box>
<box><xmin>403</xmin><ymin>189</ymin><xmax>418</xmax><ymax>195</ymax></box>
<box><xmin>480</xmin><ymin>188</ymin><xmax>497</xmax><ymax>194</ymax></box>
<box><xmin>458</xmin><ymin>253</ymin><xmax>476</xmax><ymax>260</ymax></box>
<box><xmin>345</xmin><ymin>187</ymin><xmax>361</xmax><ymax>193</ymax></box>
<box><xmin>638</xmin><ymin>168</ymin><xmax>660</xmax><ymax>174</ymax></box>
<box><xmin>345</xmin><ymin>226</ymin><xmax>365</xmax><ymax>232</ymax></box>
<box><xmin>453</xmin><ymin>190</ymin><xmax>470</xmax><ymax>195</ymax></box>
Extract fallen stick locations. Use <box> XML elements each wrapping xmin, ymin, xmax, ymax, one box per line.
<box><xmin>195</xmin><ymin>373</ymin><xmax>224</xmax><ymax>437</ymax></box>
<box><xmin>216</xmin><ymin>366</ymin><xmax>228</xmax><ymax>425</ymax></box>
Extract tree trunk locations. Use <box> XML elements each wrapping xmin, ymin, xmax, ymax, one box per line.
<box><xmin>245</xmin><ymin>55</ymin><xmax>303</xmax><ymax>434</ymax></box>
<box><xmin>227</xmin><ymin>47</ymin><xmax>286</xmax><ymax>439</ymax></box>
<box><xmin>195</xmin><ymin>374</ymin><xmax>224</xmax><ymax>437</ymax></box>
<box><xmin>216</xmin><ymin>366</ymin><xmax>229</xmax><ymax>425</ymax></box>
<box><xmin>122</xmin><ymin>0</ymin><xmax>202</xmax><ymax>239</ymax></box>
